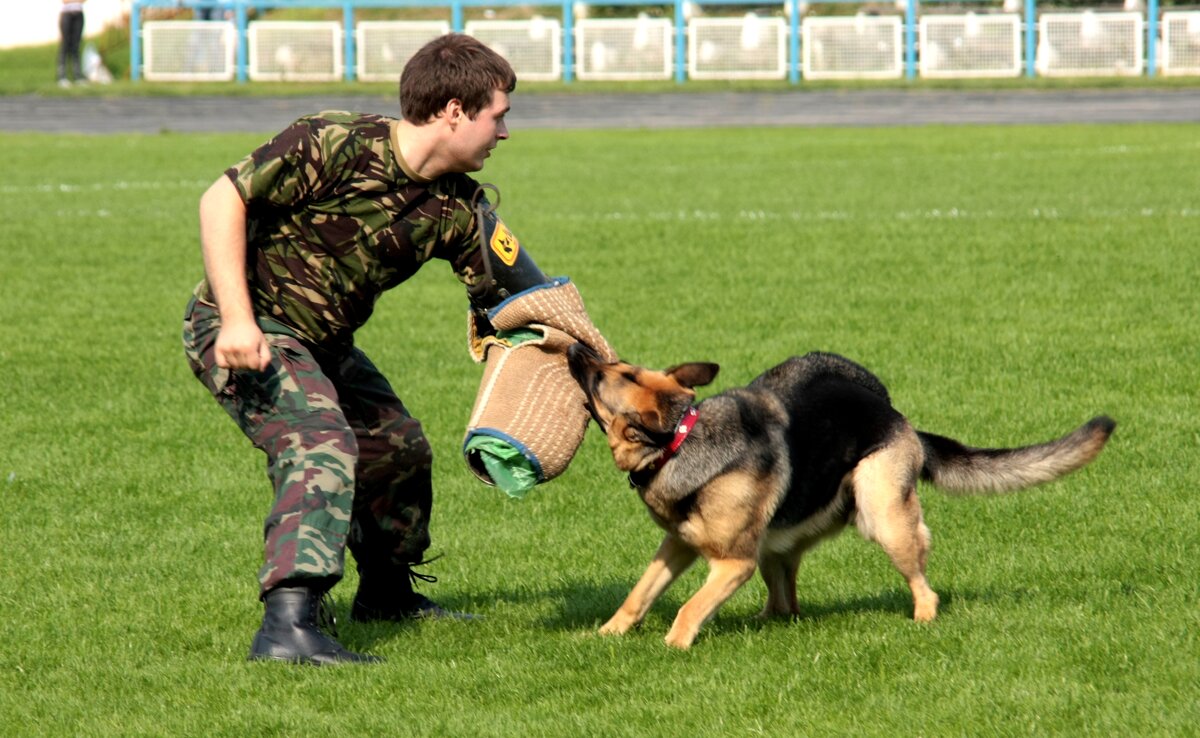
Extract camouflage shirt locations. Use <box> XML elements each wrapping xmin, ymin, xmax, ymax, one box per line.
<box><xmin>198</xmin><ymin>110</ymin><xmax>486</xmax><ymax>351</ymax></box>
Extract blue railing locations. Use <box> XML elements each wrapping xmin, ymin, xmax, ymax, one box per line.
<box><xmin>129</xmin><ymin>0</ymin><xmax>1164</xmax><ymax>83</ymax></box>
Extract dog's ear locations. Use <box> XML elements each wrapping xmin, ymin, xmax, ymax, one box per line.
<box><xmin>567</xmin><ymin>341</ymin><xmax>603</xmax><ymax>366</ymax></box>
<box><xmin>665</xmin><ymin>362</ymin><xmax>719</xmax><ymax>389</ymax></box>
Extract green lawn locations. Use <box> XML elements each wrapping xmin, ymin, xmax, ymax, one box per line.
<box><xmin>0</xmin><ymin>123</ymin><xmax>1196</xmax><ymax>736</ymax></box>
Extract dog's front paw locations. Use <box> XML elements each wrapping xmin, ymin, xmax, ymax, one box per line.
<box><xmin>598</xmin><ymin>613</ymin><xmax>637</xmax><ymax>635</ymax></box>
<box><xmin>913</xmin><ymin>589</ymin><xmax>939</xmax><ymax>622</ymax></box>
<box><xmin>913</xmin><ymin>601</ymin><xmax>938</xmax><ymax>623</ymax></box>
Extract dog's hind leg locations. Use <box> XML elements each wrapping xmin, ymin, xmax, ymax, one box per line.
<box><xmin>852</xmin><ymin>429</ymin><xmax>940</xmax><ymax>622</ymax></box>
<box><xmin>664</xmin><ymin>557</ymin><xmax>758</xmax><ymax>649</ymax></box>
<box><xmin>758</xmin><ymin>548</ymin><xmax>802</xmax><ymax>618</ymax></box>
<box><xmin>601</xmin><ymin>534</ymin><xmax>698</xmax><ymax>636</ymax></box>
<box><xmin>758</xmin><ymin>534</ymin><xmax>827</xmax><ymax>618</ymax></box>
<box><xmin>759</xmin><ymin>506</ymin><xmax>853</xmax><ymax>618</ymax></box>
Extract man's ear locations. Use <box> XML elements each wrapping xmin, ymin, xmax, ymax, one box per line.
<box><xmin>665</xmin><ymin>362</ymin><xmax>719</xmax><ymax>389</ymax></box>
<box><xmin>443</xmin><ymin>98</ymin><xmax>464</xmax><ymax>125</ymax></box>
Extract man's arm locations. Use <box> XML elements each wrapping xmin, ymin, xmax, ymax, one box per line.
<box><xmin>199</xmin><ymin>175</ymin><xmax>272</xmax><ymax>372</ymax></box>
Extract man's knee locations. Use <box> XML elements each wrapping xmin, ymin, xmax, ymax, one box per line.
<box><xmin>359</xmin><ymin>416</ymin><xmax>432</xmax><ymax>480</ymax></box>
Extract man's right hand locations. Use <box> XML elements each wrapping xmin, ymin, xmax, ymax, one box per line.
<box><xmin>199</xmin><ymin>175</ymin><xmax>271</xmax><ymax>372</ymax></box>
<box><xmin>214</xmin><ymin>320</ymin><xmax>272</xmax><ymax>371</ymax></box>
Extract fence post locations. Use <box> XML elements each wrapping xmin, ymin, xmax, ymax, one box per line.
<box><xmin>131</xmin><ymin>0</ymin><xmax>142</xmax><ymax>81</ymax></box>
<box><xmin>235</xmin><ymin>0</ymin><xmax>248</xmax><ymax>83</ymax></box>
<box><xmin>1024</xmin><ymin>0</ymin><xmax>1036</xmax><ymax>77</ymax></box>
<box><xmin>904</xmin><ymin>0</ymin><xmax>916</xmax><ymax>79</ymax></box>
<box><xmin>343</xmin><ymin>1</ymin><xmax>356</xmax><ymax>81</ymax></box>
<box><xmin>788</xmin><ymin>0</ymin><xmax>800</xmax><ymax>84</ymax></box>
<box><xmin>452</xmin><ymin>0</ymin><xmax>463</xmax><ymax>32</ymax></box>
<box><xmin>563</xmin><ymin>0</ymin><xmax>575</xmax><ymax>83</ymax></box>
<box><xmin>674</xmin><ymin>0</ymin><xmax>686</xmax><ymax>83</ymax></box>
<box><xmin>345</xmin><ymin>1</ymin><xmax>352</xmax><ymax>81</ymax></box>
<box><xmin>1146</xmin><ymin>0</ymin><xmax>1158</xmax><ymax>77</ymax></box>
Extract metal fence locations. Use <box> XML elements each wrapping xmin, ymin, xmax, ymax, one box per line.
<box><xmin>130</xmin><ymin>0</ymin><xmax>1191</xmax><ymax>82</ymax></box>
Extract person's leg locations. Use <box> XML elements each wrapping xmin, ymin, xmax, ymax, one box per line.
<box><xmin>56</xmin><ymin>13</ymin><xmax>71</xmax><ymax>82</ymax></box>
<box><xmin>183</xmin><ymin>298</ymin><xmax>379</xmax><ymax>663</ymax></box>
<box><xmin>331</xmin><ymin>348</ymin><xmax>473</xmax><ymax>620</ymax></box>
<box><xmin>65</xmin><ymin>12</ymin><xmax>85</xmax><ymax>81</ymax></box>
<box><xmin>338</xmin><ymin>349</ymin><xmax>432</xmax><ymax>567</ymax></box>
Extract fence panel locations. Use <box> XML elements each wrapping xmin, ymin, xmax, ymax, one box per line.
<box><xmin>918</xmin><ymin>13</ymin><xmax>1022</xmax><ymax>78</ymax></box>
<box><xmin>248</xmin><ymin>20</ymin><xmax>343</xmax><ymax>81</ymax></box>
<box><xmin>1036</xmin><ymin>11</ymin><xmax>1143</xmax><ymax>77</ymax></box>
<box><xmin>465</xmin><ymin>18</ymin><xmax>563</xmax><ymax>81</ymax></box>
<box><xmin>688</xmin><ymin>14</ymin><xmax>788</xmax><ymax>80</ymax></box>
<box><xmin>143</xmin><ymin>20</ymin><xmax>236</xmax><ymax>81</ymax></box>
<box><xmin>574</xmin><ymin>17</ymin><xmax>673</xmax><ymax>80</ymax></box>
<box><xmin>802</xmin><ymin>15</ymin><xmax>903</xmax><ymax>80</ymax></box>
<box><xmin>356</xmin><ymin>21</ymin><xmax>450</xmax><ymax>82</ymax></box>
<box><xmin>1161</xmin><ymin>10</ymin><xmax>1200</xmax><ymax>76</ymax></box>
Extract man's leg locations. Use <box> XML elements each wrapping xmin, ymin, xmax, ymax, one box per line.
<box><xmin>183</xmin><ymin>298</ymin><xmax>379</xmax><ymax>663</ymax></box>
<box><xmin>330</xmin><ymin>348</ymin><xmax>473</xmax><ymax>620</ymax></box>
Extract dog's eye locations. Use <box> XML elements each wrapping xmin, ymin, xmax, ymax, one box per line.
<box><xmin>623</xmin><ymin>425</ymin><xmax>650</xmax><ymax>443</ymax></box>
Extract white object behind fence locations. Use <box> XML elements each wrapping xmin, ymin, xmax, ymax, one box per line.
<box><xmin>918</xmin><ymin>13</ymin><xmax>1021</xmax><ymax>78</ymax></box>
<box><xmin>1036</xmin><ymin>11</ymin><xmax>1143</xmax><ymax>77</ymax></box>
<box><xmin>143</xmin><ymin>20</ymin><xmax>235</xmax><ymax>81</ymax></box>
<box><xmin>1161</xmin><ymin>11</ymin><xmax>1200</xmax><ymax>76</ymax></box>
<box><xmin>574</xmin><ymin>17</ymin><xmax>673</xmax><ymax>81</ymax></box>
<box><xmin>466</xmin><ymin>19</ymin><xmax>562</xmax><ymax>82</ymax></box>
<box><xmin>356</xmin><ymin>21</ymin><xmax>449</xmax><ymax>82</ymax></box>
<box><xmin>688</xmin><ymin>15</ymin><xmax>788</xmax><ymax>80</ymax></box>
<box><xmin>248</xmin><ymin>21</ymin><xmax>343</xmax><ymax>82</ymax></box>
<box><xmin>802</xmin><ymin>15</ymin><xmax>903</xmax><ymax>80</ymax></box>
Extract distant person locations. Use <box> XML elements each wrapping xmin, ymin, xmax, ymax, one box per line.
<box><xmin>189</xmin><ymin>3</ymin><xmax>226</xmax><ymax>73</ymax></box>
<box><xmin>57</xmin><ymin>0</ymin><xmax>86</xmax><ymax>88</ymax></box>
<box><xmin>195</xmin><ymin>3</ymin><xmax>224</xmax><ymax>21</ymax></box>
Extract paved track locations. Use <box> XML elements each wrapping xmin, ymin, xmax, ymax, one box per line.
<box><xmin>2</xmin><ymin>88</ymin><xmax>1198</xmax><ymax>133</ymax></box>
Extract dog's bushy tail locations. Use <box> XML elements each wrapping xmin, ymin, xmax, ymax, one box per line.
<box><xmin>918</xmin><ymin>416</ymin><xmax>1115</xmax><ymax>494</ymax></box>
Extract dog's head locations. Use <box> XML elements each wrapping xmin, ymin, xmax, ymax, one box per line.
<box><xmin>567</xmin><ymin>342</ymin><xmax>719</xmax><ymax>473</ymax></box>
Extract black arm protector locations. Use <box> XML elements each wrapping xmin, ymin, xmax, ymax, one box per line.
<box><xmin>467</xmin><ymin>184</ymin><xmax>550</xmax><ymax>311</ymax></box>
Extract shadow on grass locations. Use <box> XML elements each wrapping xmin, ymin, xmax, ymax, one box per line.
<box><xmin>334</xmin><ymin>577</ymin><xmax>1039</xmax><ymax>650</ymax></box>
<box><xmin>374</xmin><ymin>579</ymin><xmax>980</xmax><ymax>631</ymax></box>
<box><xmin>541</xmin><ymin>582</ymin><xmax>977</xmax><ymax>630</ymax></box>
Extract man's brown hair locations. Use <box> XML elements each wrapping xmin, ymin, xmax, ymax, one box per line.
<box><xmin>399</xmin><ymin>34</ymin><xmax>517</xmax><ymax>124</ymax></box>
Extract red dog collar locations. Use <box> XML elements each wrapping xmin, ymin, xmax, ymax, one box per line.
<box><xmin>654</xmin><ymin>406</ymin><xmax>698</xmax><ymax>469</ymax></box>
<box><xmin>629</xmin><ymin>407</ymin><xmax>699</xmax><ymax>489</ymax></box>
<box><xmin>668</xmin><ymin>407</ymin><xmax>698</xmax><ymax>453</ymax></box>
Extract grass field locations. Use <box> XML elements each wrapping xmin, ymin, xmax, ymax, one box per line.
<box><xmin>1</xmin><ymin>122</ymin><xmax>1197</xmax><ymax>736</ymax></box>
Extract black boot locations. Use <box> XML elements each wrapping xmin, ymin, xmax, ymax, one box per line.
<box><xmin>248</xmin><ymin>586</ymin><xmax>383</xmax><ymax>665</ymax></box>
<box><xmin>350</xmin><ymin>566</ymin><xmax>477</xmax><ymax>622</ymax></box>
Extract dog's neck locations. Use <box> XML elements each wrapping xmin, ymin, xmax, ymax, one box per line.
<box><xmin>628</xmin><ymin>406</ymin><xmax>698</xmax><ymax>489</ymax></box>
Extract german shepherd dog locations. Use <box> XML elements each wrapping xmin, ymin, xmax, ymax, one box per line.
<box><xmin>567</xmin><ymin>345</ymin><xmax>1114</xmax><ymax>649</ymax></box>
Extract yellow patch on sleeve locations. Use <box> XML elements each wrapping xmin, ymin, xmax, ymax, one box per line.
<box><xmin>489</xmin><ymin>221</ymin><xmax>520</xmax><ymax>267</ymax></box>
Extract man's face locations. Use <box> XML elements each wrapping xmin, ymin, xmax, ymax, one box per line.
<box><xmin>449</xmin><ymin>89</ymin><xmax>510</xmax><ymax>173</ymax></box>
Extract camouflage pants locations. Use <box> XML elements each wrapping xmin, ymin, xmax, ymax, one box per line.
<box><xmin>183</xmin><ymin>296</ymin><xmax>433</xmax><ymax>596</ymax></box>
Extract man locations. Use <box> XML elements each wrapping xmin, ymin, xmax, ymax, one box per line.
<box><xmin>183</xmin><ymin>34</ymin><xmax>525</xmax><ymax>665</ymax></box>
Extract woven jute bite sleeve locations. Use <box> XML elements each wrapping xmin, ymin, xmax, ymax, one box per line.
<box><xmin>463</xmin><ymin>279</ymin><xmax>617</xmax><ymax>489</ymax></box>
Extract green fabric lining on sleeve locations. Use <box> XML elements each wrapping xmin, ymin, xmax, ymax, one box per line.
<box><xmin>465</xmin><ymin>436</ymin><xmax>539</xmax><ymax>499</ymax></box>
